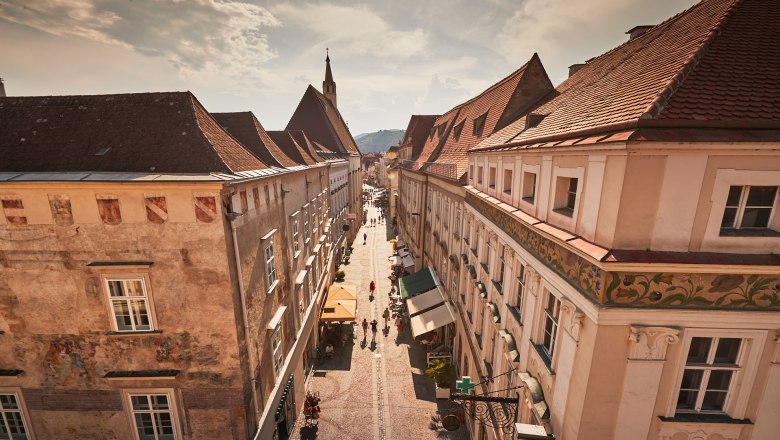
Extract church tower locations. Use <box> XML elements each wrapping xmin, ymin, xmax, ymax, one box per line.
<box><xmin>323</xmin><ymin>49</ymin><xmax>337</xmax><ymax>108</ymax></box>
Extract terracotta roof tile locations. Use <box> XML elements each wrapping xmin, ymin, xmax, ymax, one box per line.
<box><xmin>0</xmin><ymin>92</ymin><xmax>267</xmax><ymax>173</ymax></box>
<box><xmin>286</xmin><ymin>85</ymin><xmax>360</xmax><ymax>155</ymax></box>
<box><xmin>212</xmin><ymin>112</ymin><xmax>298</xmax><ymax>168</ymax></box>
<box><xmin>267</xmin><ymin>131</ymin><xmax>317</xmax><ymax>166</ymax></box>
<box><xmin>477</xmin><ymin>0</ymin><xmax>779</xmax><ymax>151</ymax></box>
<box><xmin>399</xmin><ymin>115</ymin><xmax>438</xmax><ymax>160</ymax></box>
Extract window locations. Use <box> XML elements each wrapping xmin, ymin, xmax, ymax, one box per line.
<box><xmin>469</xmin><ymin>165</ymin><xmax>474</xmax><ymax>182</ymax></box>
<box><xmin>443</xmin><ymin>201</ymin><xmax>449</xmax><ymax>228</ymax></box>
<box><xmin>272</xmin><ymin>324</ymin><xmax>284</xmax><ymax>379</ymax></box>
<box><xmin>542</xmin><ymin>292</ymin><xmax>561</xmax><ymax>358</ymax></box>
<box><xmin>477</xmin><ymin>167</ymin><xmax>484</xmax><ymax>184</ymax></box>
<box><xmin>473</xmin><ymin>113</ymin><xmax>487</xmax><ymax>137</ymax></box>
<box><xmin>522</xmin><ymin>172</ymin><xmax>536</xmax><ymax>204</ymax></box>
<box><xmin>106</xmin><ymin>278</ymin><xmax>153</xmax><ymax>332</ymax></box>
<box><xmin>0</xmin><ymin>392</ymin><xmax>31</xmax><ymax>440</ymax></box>
<box><xmin>488</xmin><ymin>167</ymin><xmax>497</xmax><ymax>189</ymax></box>
<box><xmin>453</xmin><ymin>121</ymin><xmax>464</xmax><ymax>140</ymax></box>
<box><xmin>553</xmin><ymin>177</ymin><xmax>578</xmax><ymax>217</ymax></box>
<box><xmin>503</xmin><ymin>169</ymin><xmax>513</xmax><ymax>195</ymax></box>
<box><xmin>516</xmin><ymin>264</ymin><xmax>526</xmax><ymax>311</ymax></box>
<box><xmin>303</xmin><ymin>211</ymin><xmax>309</xmax><ymax>244</ymax></box>
<box><xmin>265</xmin><ymin>240</ymin><xmax>278</xmax><ymax>291</ymax></box>
<box><xmin>453</xmin><ymin>207</ymin><xmax>461</xmax><ymax>236</ymax></box>
<box><xmin>291</xmin><ymin>219</ymin><xmax>300</xmax><ymax>255</ymax></box>
<box><xmin>495</xmin><ymin>246</ymin><xmax>505</xmax><ymax>291</ymax></box>
<box><xmin>427</xmin><ymin>189</ymin><xmax>432</xmax><ymax>211</ymax></box>
<box><xmin>676</xmin><ymin>337</ymin><xmax>742</xmax><ymax>413</ymax></box>
<box><xmin>721</xmin><ymin>185</ymin><xmax>777</xmax><ymax>231</ymax></box>
<box><xmin>484</xmin><ymin>239</ymin><xmax>492</xmax><ymax>273</ymax></box>
<box><xmin>128</xmin><ymin>392</ymin><xmax>178</xmax><ymax>440</ymax></box>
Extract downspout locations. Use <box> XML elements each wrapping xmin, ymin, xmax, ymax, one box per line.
<box><xmin>222</xmin><ymin>185</ymin><xmax>263</xmax><ymax>427</ymax></box>
<box><xmin>419</xmin><ymin>172</ymin><xmax>430</xmax><ymax>269</ymax></box>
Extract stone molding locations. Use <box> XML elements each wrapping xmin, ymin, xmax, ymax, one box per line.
<box><xmin>658</xmin><ymin>424</ymin><xmax>744</xmax><ymax>440</ymax></box>
<box><xmin>560</xmin><ymin>299</ymin><xmax>585</xmax><ymax>341</ymax></box>
<box><xmin>628</xmin><ymin>326</ymin><xmax>680</xmax><ymax>361</ymax></box>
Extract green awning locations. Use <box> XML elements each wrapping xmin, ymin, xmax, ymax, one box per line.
<box><xmin>499</xmin><ymin>329</ymin><xmax>520</xmax><ymax>363</ymax></box>
<box><xmin>476</xmin><ymin>281</ymin><xmax>487</xmax><ymax>298</ymax></box>
<box><xmin>487</xmin><ymin>302</ymin><xmax>500</xmax><ymax>323</ymax></box>
<box><xmin>399</xmin><ymin>267</ymin><xmax>437</xmax><ymax>299</ymax></box>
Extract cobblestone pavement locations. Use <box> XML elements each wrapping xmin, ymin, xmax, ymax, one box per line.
<box><xmin>291</xmin><ymin>187</ymin><xmax>470</xmax><ymax>440</ymax></box>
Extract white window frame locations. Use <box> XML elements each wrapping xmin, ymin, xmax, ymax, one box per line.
<box><xmin>720</xmin><ymin>185</ymin><xmax>778</xmax><ymax>230</ymax></box>
<box><xmin>515</xmin><ymin>263</ymin><xmax>526</xmax><ymax>312</ymax></box>
<box><xmin>502</xmin><ymin>167</ymin><xmax>513</xmax><ymax>196</ymax></box>
<box><xmin>264</xmin><ymin>238</ymin><xmax>278</xmax><ymax>293</ymax></box>
<box><xmin>666</xmin><ymin>328</ymin><xmax>766</xmax><ymax>419</ymax></box>
<box><xmin>540</xmin><ymin>290</ymin><xmax>561</xmax><ymax>360</ymax></box>
<box><xmin>291</xmin><ymin>215</ymin><xmax>300</xmax><ymax>257</ymax></box>
<box><xmin>488</xmin><ymin>166</ymin><xmax>497</xmax><ymax>190</ymax></box>
<box><xmin>271</xmin><ymin>322</ymin><xmax>284</xmax><ymax>380</ymax></box>
<box><xmin>477</xmin><ymin>166</ymin><xmax>484</xmax><ymax>185</ymax></box>
<box><xmin>104</xmin><ymin>276</ymin><xmax>156</xmax><ymax>333</ymax></box>
<box><xmin>0</xmin><ymin>389</ymin><xmax>34</xmax><ymax>440</ymax></box>
<box><xmin>125</xmin><ymin>389</ymin><xmax>180</xmax><ymax>440</ymax></box>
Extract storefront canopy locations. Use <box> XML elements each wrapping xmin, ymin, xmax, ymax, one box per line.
<box><xmin>399</xmin><ymin>267</ymin><xmax>437</xmax><ymax>299</ymax></box>
<box><xmin>410</xmin><ymin>302</ymin><xmax>456</xmax><ymax>338</ymax></box>
<box><xmin>321</xmin><ymin>285</ymin><xmax>357</xmax><ymax>322</ymax></box>
<box><xmin>406</xmin><ymin>287</ymin><xmax>446</xmax><ymax>316</ymax></box>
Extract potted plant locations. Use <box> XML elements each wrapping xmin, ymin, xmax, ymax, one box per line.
<box><xmin>425</xmin><ymin>359</ymin><xmax>452</xmax><ymax>399</ymax></box>
<box><xmin>334</xmin><ymin>270</ymin><xmax>345</xmax><ymax>282</ymax></box>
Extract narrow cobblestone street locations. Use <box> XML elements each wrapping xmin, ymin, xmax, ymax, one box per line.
<box><xmin>291</xmin><ymin>187</ymin><xmax>469</xmax><ymax>440</ymax></box>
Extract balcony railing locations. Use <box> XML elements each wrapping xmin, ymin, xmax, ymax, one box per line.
<box><xmin>399</xmin><ymin>160</ymin><xmax>458</xmax><ymax>180</ymax></box>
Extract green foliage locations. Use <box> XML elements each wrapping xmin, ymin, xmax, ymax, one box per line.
<box><xmin>334</xmin><ymin>270</ymin><xmax>346</xmax><ymax>280</ymax></box>
<box><xmin>425</xmin><ymin>359</ymin><xmax>452</xmax><ymax>388</ymax></box>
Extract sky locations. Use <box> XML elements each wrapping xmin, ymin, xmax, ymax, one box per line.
<box><xmin>0</xmin><ymin>0</ymin><xmax>698</xmax><ymax>136</ymax></box>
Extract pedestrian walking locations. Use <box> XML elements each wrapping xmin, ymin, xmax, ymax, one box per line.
<box><xmin>382</xmin><ymin>308</ymin><xmax>390</xmax><ymax>328</ymax></box>
<box><xmin>369</xmin><ymin>280</ymin><xmax>376</xmax><ymax>296</ymax></box>
<box><xmin>363</xmin><ymin>232</ymin><xmax>367</xmax><ymax>245</ymax></box>
<box><xmin>396</xmin><ymin>316</ymin><xmax>404</xmax><ymax>334</ymax></box>
<box><xmin>370</xmin><ymin>319</ymin><xmax>378</xmax><ymax>342</ymax></box>
<box><xmin>362</xmin><ymin>318</ymin><xmax>368</xmax><ymax>339</ymax></box>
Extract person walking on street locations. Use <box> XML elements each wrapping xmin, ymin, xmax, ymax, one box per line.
<box><xmin>369</xmin><ymin>280</ymin><xmax>376</xmax><ymax>296</ymax></box>
<box><xmin>382</xmin><ymin>308</ymin><xmax>390</xmax><ymax>329</ymax></box>
<box><xmin>363</xmin><ymin>232</ymin><xmax>367</xmax><ymax>245</ymax></box>
<box><xmin>370</xmin><ymin>319</ymin><xmax>378</xmax><ymax>342</ymax></box>
<box><xmin>362</xmin><ymin>318</ymin><xmax>368</xmax><ymax>339</ymax></box>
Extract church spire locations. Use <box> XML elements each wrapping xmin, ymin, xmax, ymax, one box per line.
<box><xmin>323</xmin><ymin>48</ymin><xmax>337</xmax><ymax>108</ymax></box>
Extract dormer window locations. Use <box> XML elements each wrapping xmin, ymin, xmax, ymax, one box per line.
<box><xmin>553</xmin><ymin>177</ymin><xmax>578</xmax><ymax>217</ymax></box>
<box><xmin>473</xmin><ymin>113</ymin><xmax>487</xmax><ymax>137</ymax></box>
<box><xmin>453</xmin><ymin>121</ymin><xmax>464</xmax><ymax>140</ymax></box>
<box><xmin>437</xmin><ymin>124</ymin><xmax>446</xmax><ymax>138</ymax></box>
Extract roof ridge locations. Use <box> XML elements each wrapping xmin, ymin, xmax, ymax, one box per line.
<box><xmin>640</xmin><ymin>0</ymin><xmax>743</xmax><ymax>119</ymax></box>
<box><xmin>445</xmin><ymin>57</ymin><xmax>534</xmax><ymax>118</ymax></box>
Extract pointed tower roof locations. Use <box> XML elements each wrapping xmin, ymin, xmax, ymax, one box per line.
<box><xmin>286</xmin><ymin>85</ymin><xmax>359</xmax><ymax>154</ymax></box>
<box><xmin>325</xmin><ymin>48</ymin><xmax>334</xmax><ymax>83</ymax></box>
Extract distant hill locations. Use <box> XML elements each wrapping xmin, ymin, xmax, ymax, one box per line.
<box><xmin>354</xmin><ymin>129</ymin><xmax>404</xmax><ymax>153</ymax></box>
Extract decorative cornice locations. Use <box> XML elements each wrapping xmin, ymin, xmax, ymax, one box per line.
<box><xmin>560</xmin><ymin>299</ymin><xmax>585</xmax><ymax>341</ymax></box>
<box><xmin>628</xmin><ymin>326</ymin><xmax>680</xmax><ymax>361</ymax></box>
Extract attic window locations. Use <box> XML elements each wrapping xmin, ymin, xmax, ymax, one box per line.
<box><xmin>429</xmin><ymin>128</ymin><xmax>436</xmax><ymax>140</ymax></box>
<box><xmin>95</xmin><ymin>146</ymin><xmax>111</xmax><ymax>156</ymax></box>
<box><xmin>473</xmin><ymin>113</ymin><xmax>487</xmax><ymax>137</ymax></box>
<box><xmin>437</xmin><ymin>124</ymin><xmax>446</xmax><ymax>138</ymax></box>
<box><xmin>453</xmin><ymin>121</ymin><xmax>464</xmax><ymax>140</ymax></box>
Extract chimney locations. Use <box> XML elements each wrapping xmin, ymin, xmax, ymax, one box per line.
<box><xmin>0</xmin><ymin>78</ymin><xmax>5</xmax><ymax>98</ymax></box>
<box><xmin>626</xmin><ymin>25</ymin><xmax>654</xmax><ymax>41</ymax></box>
<box><xmin>568</xmin><ymin>64</ymin><xmax>586</xmax><ymax>77</ymax></box>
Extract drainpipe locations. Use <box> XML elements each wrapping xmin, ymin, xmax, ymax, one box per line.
<box><xmin>222</xmin><ymin>186</ymin><xmax>263</xmax><ymax>425</ymax></box>
<box><xmin>419</xmin><ymin>172</ymin><xmax>430</xmax><ymax>270</ymax></box>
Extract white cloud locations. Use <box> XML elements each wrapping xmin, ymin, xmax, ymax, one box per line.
<box><xmin>271</xmin><ymin>3</ymin><xmax>428</xmax><ymax>59</ymax></box>
<box><xmin>0</xmin><ymin>0</ymin><xmax>280</xmax><ymax>82</ymax></box>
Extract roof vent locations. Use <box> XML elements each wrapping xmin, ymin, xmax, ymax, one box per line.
<box><xmin>568</xmin><ymin>64</ymin><xmax>586</xmax><ymax>77</ymax></box>
<box><xmin>525</xmin><ymin>113</ymin><xmax>547</xmax><ymax>130</ymax></box>
<box><xmin>626</xmin><ymin>25</ymin><xmax>653</xmax><ymax>41</ymax></box>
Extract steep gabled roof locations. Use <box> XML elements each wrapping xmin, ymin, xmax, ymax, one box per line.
<box><xmin>288</xmin><ymin>130</ymin><xmax>325</xmax><ymax>163</ymax></box>
<box><xmin>267</xmin><ymin>131</ymin><xmax>318</xmax><ymax>166</ymax></box>
<box><xmin>286</xmin><ymin>85</ymin><xmax>360</xmax><ymax>154</ymax></box>
<box><xmin>212</xmin><ymin>112</ymin><xmax>298</xmax><ymax>168</ymax></box>
<box><xmin>0</xmin><ymin>92</ymin><xmax>268</xmax><ymax>173</ymax></box>
<box><xmin>399</xmin><ymin>115</ymin><xmax>438</xmax><ymax>161</ymax></box>
<box><xmin>414</xmin><ymin>54</ymin><xmax>554</xmax><ymax>177</ymax></box>
<box><xmin>476</xmin><ymin>0</ymin><xmax>780</xmax><ymax>151</ymax></box>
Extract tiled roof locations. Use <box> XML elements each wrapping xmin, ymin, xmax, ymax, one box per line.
<box><xmin>0</xmin><ymin>92</ymin><xmax>268</xmax><ymax>173</ymax></box>
<box><xmin>399</xmin><ymin>115</ymin><xmax>437</xmax><ymax>161</ymax></box>
<box><xmin>286</xmin><ymin>85</ymin><xmax>360</xmax><ymax>155</ymax></box>
<box><xmin>476</xmin><ymin>0</ymin><xmax>780</xmax><ymax>151</ymax></box>
<box><xmin>415</xmin><ymin>54</ymin><xmax>554</xmax><ymax>177</ymax></box>
<box><xmin>267</xmin><ymin>131</ymin><xmax>318</xmax><ymax>166</ymax></box>
<box><xmin>212</xmin><ymin>112</ymin><xmax>298</xmax><ymax>168</ymax></box>
<box><xmin>288</xmin><ymin>130</ymin><xmax>325</xmax><ymax>163</ymax></box>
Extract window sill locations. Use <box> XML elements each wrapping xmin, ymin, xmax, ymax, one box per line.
<box><xmin>481</xmin><ymin>263</ymin><xmax>489</xmax><ymax>274</ymax></box>
<box><xmin>719</xmin><ymin>228</ymin><xmax>780</xmax><ymax>237</ymax></box>
<box><xmin>552</xmin><ymin>207</ymin><xmax>574</xmax><ymax>218</ymax></box>
<box><xmin>532</xmin><ymin>343</ymin><xmax>555</xmax><ymax>374</ymax></box>
<box><xmin>267</xmin><ymin>280</ymin><xmax>280</xmax><ymax>295</ymax></box>
<box><xmin>488</xmin><ymin>185</ymin><xmax>496</xmax><ymax>190</ymax></box>
<box><xmin>106</xmin><ymin>330</ymin><xmax>163</xmax><ymax>336</ymax></box>
<box><xmin>521</xmin><ymin>197</ymin><xmax>535</xmax><ymax>205</ymax></box>
<box><xmin>659</xmin><ymin>414</ymin><xmax>752</xmax><ymax>425</ymax></box>
<box><xmin>503</xmin><ymin>190</ymin><xmax>511</xmax><ymax>196</ymax></box>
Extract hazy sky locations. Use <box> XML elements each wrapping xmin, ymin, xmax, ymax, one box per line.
<box><xmin>0</xmin><ymin>0</ymin><xmax>697</xmax><ymax>135</ymax></box>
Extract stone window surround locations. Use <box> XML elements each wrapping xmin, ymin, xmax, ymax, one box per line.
<box><xmin>261</xmin><ymin>229</ymin><xmax>279</xmax><ymax>294</ymax></box>
<box><xmin>664</xmin><ymin>328</ymin><xmax>767</xmax><ymax>419</ymax></box>
<box><xmin>702</xmin><ymin>169</ymin><xmax>780</xmax><ymax>251</ymax></box>
<box><xmin>99</xmin><ymin>273</ymin><xmax>159</xmax><ymax>334</ymax></box>
<box><xmin>0</xmin><ymin>387</ymin><xmax>35</xmax><ymax>440</ymax></box>
<box><xmin>520</xmin><ymin>163</ymin><xmax>541</xmax><ymax>212</ymax></box>
<box><xmin>548</xmin><ymin>166</ymin><xmax>584</xmax><ymax>233</ymax></box>
<box><xmin>122</xmin><ymin>388</ymin><xmax>182</xmax><ymax>440</ymax></box>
